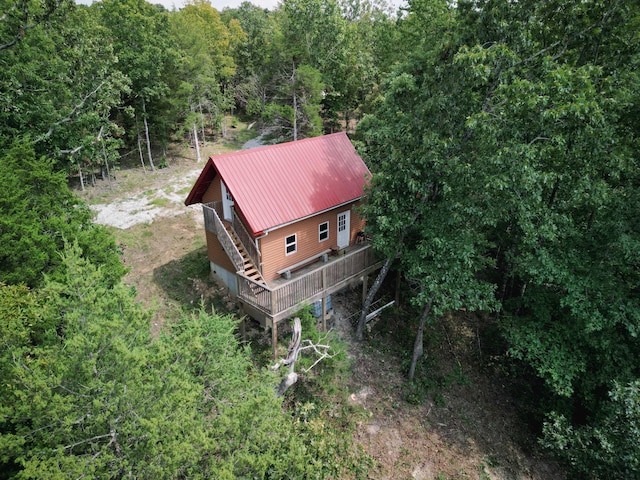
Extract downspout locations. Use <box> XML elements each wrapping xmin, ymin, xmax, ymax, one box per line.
<box><xmin>255</xmin><ymin>230</ymin><xmax>268</xmax><ymax>274</ymax></box>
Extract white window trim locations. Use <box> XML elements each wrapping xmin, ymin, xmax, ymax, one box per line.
<box><xmin>285</xmin><ymin>234</ymin><xmax>297</xmax><ymax>255</ymax></box>
<box><xmin>319</xmin><ymin>222</ymin><xmax>329</xmax><ymax>242</ymax></box>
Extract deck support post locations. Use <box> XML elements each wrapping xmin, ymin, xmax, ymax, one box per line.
<box><xmin>271</xmin><ymin>290</ymin><xmax>278</xmax><ymax>360</ymax></box>
<box><xmin>239</xmin><ymin>316</ymin><xmax>246</xmax><ymax>342</ymax></box>
<box><xmin>321</xmin><ymin>296</ymin><xmax>327</xmax><ymax>332</ymax></box>
<box><xmin>321</xmin><ymin>267</ymin><xmax>328</xmax><ymax>332</ymax></box>
<box><xmin>271</xmin><ymin>319</ymin><xmax>278</xmax><ymax>360</ymax></box>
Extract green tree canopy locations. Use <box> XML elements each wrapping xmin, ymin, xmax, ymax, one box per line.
<box><xmin>0</xmin><ymin>141</ymin><xmax>125</xmax><ymax>287</ymax></box>
<box><xmin>0</xmin><ymin>2</ymin><xmax>128</xmax><ymax>169</ymax></box>
<box><xmin>357</xmin><ymin>0</ymin><xmax>640</xmax><ymax>475</ymax></box>
<box><xmin>0</xmin><ymin>244</ymin><xmax>370</xmax><ymax>478</ymax></box>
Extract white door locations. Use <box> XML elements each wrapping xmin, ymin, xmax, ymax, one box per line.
<box><xmin>337</xmin><ymin>210</ymin><xmax>350</xmax><ymax>248</ymax></box>
<box><xmin>221</xmin><ymin>181</ymin><xmax>234</xmax><ymax>221</ymax></box>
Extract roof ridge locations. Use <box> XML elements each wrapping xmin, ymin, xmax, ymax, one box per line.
<box><xmin>207</xmin><ymin>131</ymin><xmax>349</xmax><ymax>162</ymax></box>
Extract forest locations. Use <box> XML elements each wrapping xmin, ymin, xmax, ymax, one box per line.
<box><xmin>1</xmin><ymin>0</ymin><xmax>639</xmax><ymax>478</ymax></box>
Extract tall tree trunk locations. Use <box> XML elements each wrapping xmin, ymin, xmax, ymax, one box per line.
<box><xmin>193</xmin><ymin>124</ymin><xmax>201</xmax><ymax>162</ymax></box>
<box><xmin>78</xmin><ymin>161</ymin><xmax>85</xmax><ymax>192</ymax></box>
<box><xmin>408</xmin><ymin>294</ymin><xmax>435</xmax><ymax>382</ymax></box>
<box><xmin>355</xmin><ymin>256</ymin><xmax>395</xmax><ymax>340</ymax></box>
<box><xmin>142</xmin><ymin>98</ymin><xmax>156</xmax><ymax>172</ymax></box>
<box><xmin>136</xmin><ymin>120</ymin><xmax>147</xmax><ymax>172</ymax></box>
<box><xmin>293</xmin><ymin>89</ymin><xmax>298</xmax><ymax>141</ymax></box>
<box><xmin>199</xmin><ymin>102</ymin><xmax>206</xmax><ymax>146</ymax></box>
<box><xmin>101</xmin><ymin>138</ymin><xmax>112</xmax><ymax>189</ymax></box>
<box><xmin>356</xmin><ymin>198</ymin><xmax>427</xmax><ymax>340</ymax></box>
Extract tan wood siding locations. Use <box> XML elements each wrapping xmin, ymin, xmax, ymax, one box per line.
<box><xmin>202</xmin><ymin>176</ymin><xmax>222</xmax><ymax>204</ymax></box>
<box><xmin>202</xmin><ymin>177</ymin><xmax>236</xmax><ymax>273</ymax></box>
<box><xmin>259</xmin><ymin>202</ymin><xmax>365</xmax><ymax>281</ymax></box>
<box><xmin>205</xmin><ymin>230</ymin><xmax>236</xmax><ymax>272</ymax></box>
<box><xmin>350</xmin><ymin>200</ymin><xmax>366</xmax><ymax>242</ymax></box>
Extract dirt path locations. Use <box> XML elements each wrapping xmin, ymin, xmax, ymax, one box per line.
<box><xmin>80</xmin><ymin>134</ymin><xmax>565</xmax><ymax>480</ymax></box>
<box><xmin>90</xmin><ymin>167</ymin><xmax>202</xmax><ymax>229</ymax></box>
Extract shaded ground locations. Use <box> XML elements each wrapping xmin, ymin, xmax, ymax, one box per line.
<box><xmin>328</xmin><ymin>292</ymin><xmax>564</xmax><ymax>480</ymax></box>
<box><xmin>78</xmin><ymin>128</ymin><xmax>565</xmax><ymax>480</ymax></box>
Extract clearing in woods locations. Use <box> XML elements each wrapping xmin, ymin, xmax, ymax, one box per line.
<box><xmin>79</xmin><ymin>127</ymin><xmax>564</xmax><ymax>480</ymax></box>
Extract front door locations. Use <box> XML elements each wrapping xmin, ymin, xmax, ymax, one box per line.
<box><xmin>221</xmin><ymin>181</ymin><xmax>234</xmax><ymax>221</ymax></box>
<box><xmin>337</xmin><ymin>210</ymin><xmax>350</xmax><ymax>248</ymax></box>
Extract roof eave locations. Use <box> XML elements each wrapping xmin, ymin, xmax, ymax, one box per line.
<box><xmin>184</xmin><ymin>158</ymin><xmax>216</xmax><ymax>206</ymax></box>
<box><xmin>260</xmin><ymin>196</ymin><xmax>364</xmax><ymax>235</ymax></box>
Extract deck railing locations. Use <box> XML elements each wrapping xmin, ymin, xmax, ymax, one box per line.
<box><xmin>203</xmin><ymin>202</ymin><xmax>245</xmax><ymax>272</ymax></box>
<box><xmin>238</xmin><ymin>245</ymin><xmax>379</xmax><ymax>319</ymax></box>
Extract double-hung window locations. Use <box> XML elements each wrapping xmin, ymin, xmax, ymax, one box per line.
<box><xmin>285</xmin><ymin>234</ymin><xmax>297</xmax><ymax>255</ymax></box>
<box><xmin>319</xmin><ymin>222</ymin><xmax>329</xmax><ymax>242</ymax></box>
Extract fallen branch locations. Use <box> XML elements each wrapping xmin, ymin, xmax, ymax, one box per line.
<box><xmin>271</xmin><ymin>317</ymin><xmax>335</xmax><ymax>396</ymax></box>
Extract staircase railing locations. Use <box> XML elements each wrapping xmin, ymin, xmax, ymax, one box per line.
<box><xmin>202</xmin><ymin>202</ymin><xmax>245</xmax><ymax>273</ymax></box>
<box><xmin>232</xmin><ymin>208</ymin><xmax>261</xmax><ymax>273</ymax></box>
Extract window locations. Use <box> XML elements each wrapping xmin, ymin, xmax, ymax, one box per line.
<box><xmin>319</xmin><ymin>222</ymin><xmax>329</xmax><ymax>242</ymax></box>
<box><xmin>285</xmin><ymin>234</ymin><xmax>297</xmax><ymax>255</ymax></box>
<box><xmin>338</xmin><ymin>213</ymin><xmax>347</xmax><ymax>233</ymax></box>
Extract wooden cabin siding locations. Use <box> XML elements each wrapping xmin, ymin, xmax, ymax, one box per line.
<box><xmin>200</xmin><ymin>177</ymin><xmax>367</xmax><ymax>285</ymax></box>
<box><xmin>259</xmin><ymin>202</ymin><xmax>365</xmax><ymax>282</ymax></box>
<box><xmin>202</xmin><ymin>176</ymin><xmax>222</xmax><ymax>204</ymax></box>
<box><xmin>202</xmin><ymin>177</ymin><xmax>236</xmax><ymax>273</ymax></box>
<box><xmin>350</xmin><ymin>200</ymin><xmax>366</xmax><ymax>241</ymax></box>
<box><xmin>205</xmin><ymin>230</ymin><xmax>236</xmax><ymax>273</ymax></box>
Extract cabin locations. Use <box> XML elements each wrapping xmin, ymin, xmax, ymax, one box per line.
<box><xmin>185</xmin><ymin>132</ymin><xmax>383</xmax><ymax>350</ymax></box>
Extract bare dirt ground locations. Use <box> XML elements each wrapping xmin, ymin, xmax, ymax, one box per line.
<box><xmin>78</xmin><ymin>130</ymin><xmax>565</xmax><ymax>480</ymax></box>
<box><xmin>332</xmin><ymin>291</ymin><xmax>564</xmax><ymax>479</ymax></box>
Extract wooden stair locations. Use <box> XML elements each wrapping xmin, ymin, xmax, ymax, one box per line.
<box><xmin>224</xmin><ymin>223</ymin><xmax>266</xmax><ymax>291</ymax></box>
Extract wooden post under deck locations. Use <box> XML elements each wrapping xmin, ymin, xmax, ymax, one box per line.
<box><xmin>321</xmin><ymin>296</ymin><xmax>327</xmax><ymax>332</ymax></box>
<box><xmin>271</xmin><ymin>293</ymin><xmax>278</xmax><ymax>360</ymax></box>
<box><xmin>272</xmin><ymin>320</ymin><xmax>278</xmax><ymax>360</ymax></box>
<box><xmin>321</xmin><ymin>267</ymin><xmax>328</xmax><ymax>332</ymax></box>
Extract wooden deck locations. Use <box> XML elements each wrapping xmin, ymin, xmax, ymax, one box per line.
<box><xmin>237</xmin><ymin>244</ymin><xmax>383</xmax><ymax>326</ymax></box>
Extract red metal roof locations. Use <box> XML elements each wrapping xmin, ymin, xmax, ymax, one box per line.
<box><xmin>185</xmin><ymin>132</ymin><xmax>371</xmax><ymax>236</ymax></box>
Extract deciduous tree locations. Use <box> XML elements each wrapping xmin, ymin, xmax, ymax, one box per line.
<box><xmin>359</xmin><ymin>0</ymin><xmax>640</xmax><ymax>475</ymax></box>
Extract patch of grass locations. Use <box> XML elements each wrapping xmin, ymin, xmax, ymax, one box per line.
<box><xmin>107</xmin><ymin>224</ymin><xmax>151</xmax><ymax>253</ymax></box>
<box><xmin>176</xmin><ymin>186</ymin><xmax>191</xmax><ymax>195</ymax></box>
<box><xmin>403</xmin><ymin>359</ymin><xmax>470</xmax><ymax>406</ymax></box>
<box><xmin>224</xmin><ymin>121</ymin><xmax>261</xmax><ymax>150</ymax></box>
<box><xmin>148</xmin><ymin>197</ymin><xmax>169</xmax><ymax>207</ymax></box>
<box><xmin>152</xmin><ymin>246</ymin><xmax>227</xmax><ymax>314</ymax></box>
<box><xmin>478</xmin><ymin>461</ymin><xmax>492</xmax><ymax>480</ymax></box>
